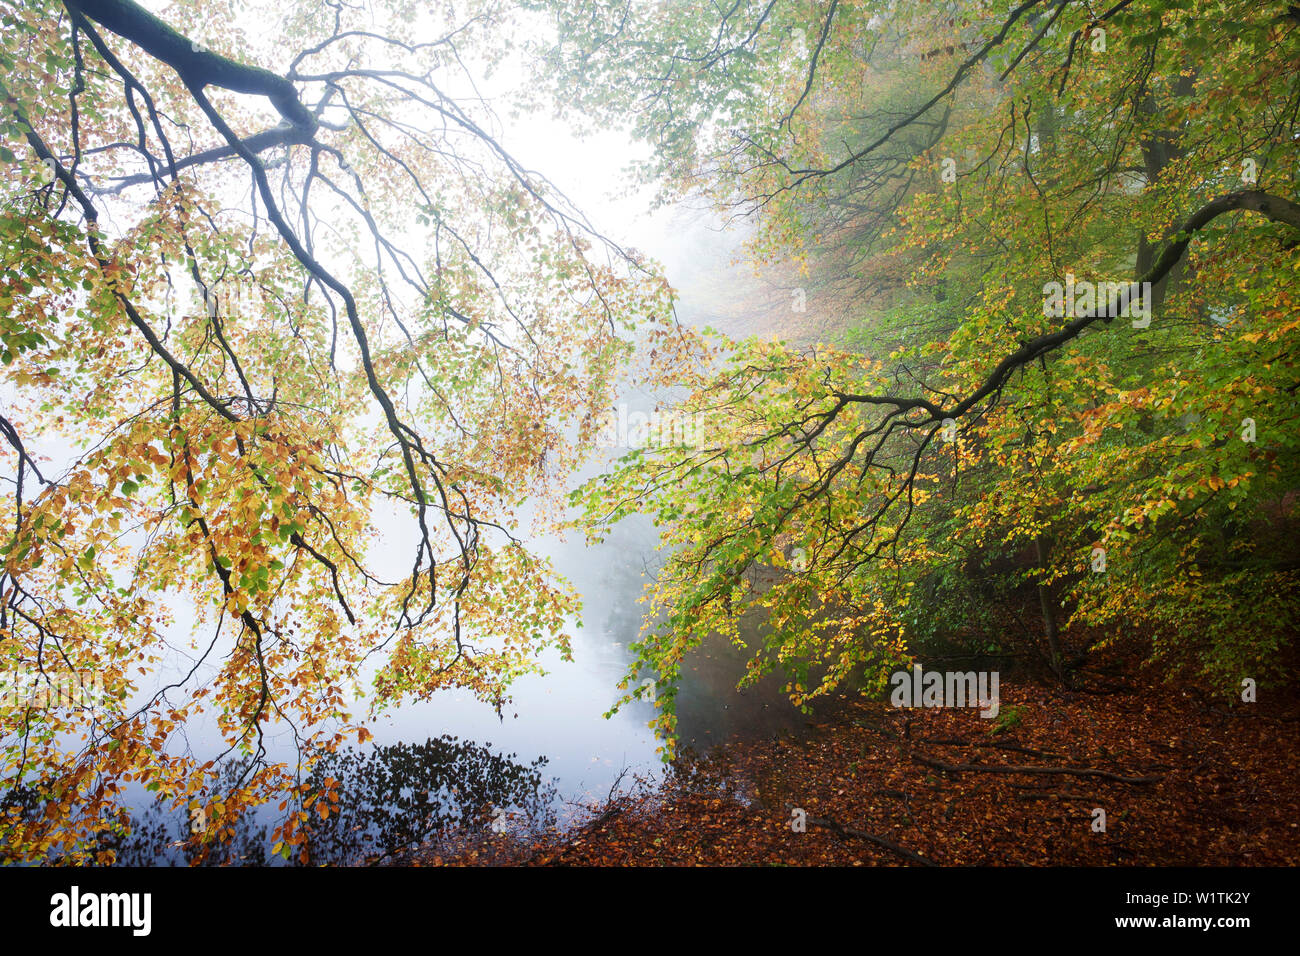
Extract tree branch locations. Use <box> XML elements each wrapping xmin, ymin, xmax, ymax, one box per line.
<box><xmin>64</xmin><ymin>0</ymin><xmax>316</xmax><ymax>132</ymax></box>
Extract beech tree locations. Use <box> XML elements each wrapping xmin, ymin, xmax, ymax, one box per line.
<box><xmin>0</xmin><ymin>0</ymin><xmax>671</xmax><ymax>862</ymax></box>
<box><xmin>537</xmin><ymin>0</ymin><xmax>1300</xmax><ymax>748</ymax></box>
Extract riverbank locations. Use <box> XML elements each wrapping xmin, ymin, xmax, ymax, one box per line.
<box><xmin>428</xmin><ymin>642</ymin><xmax>1300</xmax><ymax>866</ymax></box>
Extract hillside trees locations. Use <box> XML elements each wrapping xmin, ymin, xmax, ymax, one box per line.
<box><xmin>536</xmin><ymin>0</ymin><xmax>1300</xmax><ymax>747</ymax></box>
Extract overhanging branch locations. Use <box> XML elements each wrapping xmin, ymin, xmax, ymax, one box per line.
<box><xmin>63</xmin><ymin>0</ymin><xmax>317</xmax><ymax>133</ymax></box>
<box><xmin>844</xmin><ymin>189</ymin><xmax>1300</xmax><ymax>427</ymax></box>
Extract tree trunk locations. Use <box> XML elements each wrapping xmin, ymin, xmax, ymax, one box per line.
<box><xmin>1033</xmin><ymin>532</ymin><xmax>1064</xmax><ymax>681</ymax></box>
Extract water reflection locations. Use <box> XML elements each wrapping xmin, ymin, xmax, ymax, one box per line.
<box><xmin>299</xmin><ymin>735</ymin><xmax>557</xmax><ymax>865</ymax></box>
<box><xmin>101</xmin><ymin>736</ymin><xmax>556</xmax><ymax>865</ymax></box>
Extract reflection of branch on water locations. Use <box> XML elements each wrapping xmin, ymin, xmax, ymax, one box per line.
<box><xmin>94</xmin><ymin>759</ymin><xmax>272</xmax><ymax>866</ymax></box>
<box><xmin>77</xmin><ymin>736</ymin><xmax>556</xmax><ymax>865</ymax></box>
<box><xmin>301</xmin><ymin>735</ymin><xmax>557</xmax><ymax>865</ymax></box>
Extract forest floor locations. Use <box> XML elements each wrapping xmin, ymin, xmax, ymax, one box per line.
<box><xmin>429</xmin><ymin>640</ymin><xmax>1300</xmax><ymax>866</ymax></box>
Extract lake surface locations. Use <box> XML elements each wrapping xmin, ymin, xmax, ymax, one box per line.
<box><xmin>106</xmin><ymin>482</ymin><xmax>821</xmax><ymax>864</ymax></box>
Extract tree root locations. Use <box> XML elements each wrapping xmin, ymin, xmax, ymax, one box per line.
<box><xmin>804</xmin><ymin>814</ymin><xmax>939</xmax><ymax>867</ymax></box>
<box><xmin>913</xmin><ymin>754</ymin><xmax>1162</xmax><ymax>785</ymax></box>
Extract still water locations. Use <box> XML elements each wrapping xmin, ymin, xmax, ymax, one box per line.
<box><xmin>106</xmin><ymin>495</ymin><xmax>818</xmax><ymax>864</ymax></box>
